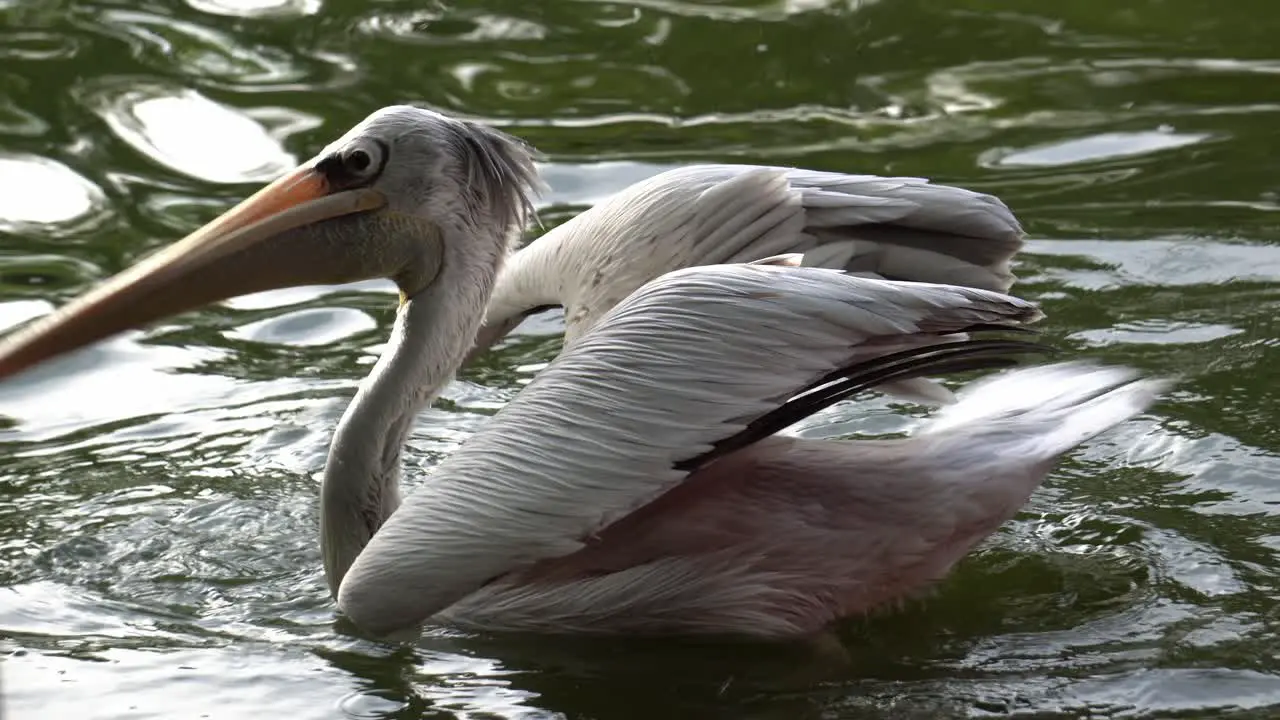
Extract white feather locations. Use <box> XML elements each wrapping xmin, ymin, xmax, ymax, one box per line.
<box><xmin>921</xmin><ymin>360</ymin><xmax>1171</xmax><ymax>459</ymax></box>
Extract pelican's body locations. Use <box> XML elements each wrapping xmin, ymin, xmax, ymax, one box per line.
<box><xmin>0</xmin><ymin>106</ymin><xmax>1166</xmax><ymax>640</ymax></box>
<box><xmin>398</xmin><ymin>273</ymin><xmax>1156</xmax><ymax>637</ymax></box>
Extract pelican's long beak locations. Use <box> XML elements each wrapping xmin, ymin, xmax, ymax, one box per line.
<box><xmin>0</xmin><ymin>166</ymin><xmax>387</xmax><ymax>381</ymax></box>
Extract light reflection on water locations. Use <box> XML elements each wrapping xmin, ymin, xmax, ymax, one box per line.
<box><xmin>80</xmin><ymin>83</ymin><xmax>300</xmax><ymax>183</ymax></box>
<box><xmin>2</xmin><ymin>0</ymin><xmax>1280</xmax><ymax>718</ymax></box>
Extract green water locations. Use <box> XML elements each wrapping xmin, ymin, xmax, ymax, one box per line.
<box><xmin>2</xmin><ymin>0</ymin><xmax>1279</xmax><ymax>717</ymax></box>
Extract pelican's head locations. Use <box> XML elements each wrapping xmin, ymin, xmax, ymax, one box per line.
<box><xmin>0</xmin><ymin>105</ymin><xmax>539</xmax><ymax>381</ymax></box>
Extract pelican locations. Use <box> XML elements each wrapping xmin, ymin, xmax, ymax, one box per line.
<box><xmin>0</xmin><ymin>106</ymin><xmax>1167</xmax><ymax>640</ymax></box>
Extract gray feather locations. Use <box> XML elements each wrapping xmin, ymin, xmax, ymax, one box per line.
<box><xmin>448</xmin><ymin>120</ymin><xmax>542</xmax><ymax>235</ymax></box>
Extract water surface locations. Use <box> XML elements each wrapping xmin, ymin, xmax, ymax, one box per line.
<box><xmin>2</xmin><ymin>0</ymin><xmax>1279</xmax><ymax>717</ymax></box>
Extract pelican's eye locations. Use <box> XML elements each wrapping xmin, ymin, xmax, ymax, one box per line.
<box><xmin>319</xmin><ymin>139</ymin><xmax>388</xmax><ymax>189</ymax></box>
<box><xmin>345</xmin><ymin>148</ymin><xmax>372</xmax><ymax>173</ymax></box>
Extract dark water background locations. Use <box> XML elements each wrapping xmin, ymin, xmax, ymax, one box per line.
<box><xmin>2</xmin><ymin>0</ymin><xmax>1279</xmax><ymax>717</ymax></box>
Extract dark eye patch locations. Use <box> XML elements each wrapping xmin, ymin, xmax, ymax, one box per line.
<box><xmin>317</xmin><ymin>139</ymin><xmax>389</xmax><ymax>190</ymax></box>
<box><xmin>345</xmin><ymin>148</ymin><xmax>372</xmax><ymax>173</ymax></box>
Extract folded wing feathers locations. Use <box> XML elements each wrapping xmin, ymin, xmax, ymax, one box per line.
<box><xmin>685</xmin><ymin>169</ymin><xmax>807</xmax><ymax>265</ymax></box>
<box><xmin>785</xmin><ymin>169</ymin><xmax>1023</xmax><ymax>241</ymax></box>
<box><xmin>542</xmin><ymin>164</ymin><xmax>1025</xmax><ymax>341</ymax></box>
<box><xmin>346</xmin><ymin>264</ymin><xmax>1041</xmax><ymax>620</ymax></box>
<box><xmin>782</xmin><ymin>169</ymin><xmax>1024</xmax><ymax>292</ymax></box>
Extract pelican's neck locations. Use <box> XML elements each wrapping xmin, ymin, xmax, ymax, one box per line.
<box><xmin>320</xmin><ymin>229</ymin><xmax>504</xmax><ymax>597</ymax></box>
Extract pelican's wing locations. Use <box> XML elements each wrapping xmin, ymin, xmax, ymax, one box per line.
<box><xmin>623</xmin><ymin>164</ymin><xmax>1024</xmax><ymax>292</ymax></box>
<box><xmin>338</xmin><ymin>264</ymin><xmax>1041</xmax><ymax>634</ymax></box>
<box><xmin>774</xmin><ymin>167</ymin><xmax>1023</xmax><ymax>292</ymax></box>
<box><xmin>481</xmin><ymin>164</ymin><xmax>1025</xmax><ymax>350</ymax></box>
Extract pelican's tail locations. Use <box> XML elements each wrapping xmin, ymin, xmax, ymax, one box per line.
<box><xmin>919</xmin><ymin>361</ymin><xmax>1170</xmax><ymax>461</ymax></box>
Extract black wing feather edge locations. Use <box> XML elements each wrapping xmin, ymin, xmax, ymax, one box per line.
<box><xmin>674</xmin><ymin>337</ymin><xmax>1055</xmax><ymax>472</ymax></box>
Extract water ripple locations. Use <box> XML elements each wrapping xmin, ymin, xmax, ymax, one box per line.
<box><xmin>357</xmin><ymin>11</ymin><xmax>549</xmax><ymax>46</ymax></box>
<box><xmin>0</xmin><ymin>30</ymin><xmax>85</xmax><ymax>61</ymax></box>
<box><xmin>96</xmin><ymin>10</ymin><xmax>308</xmax><ymax>86</ymax></box>
<box><xmin>2</xmin><ymin>0</ymin><xmax>1279</xmax><ymax>718</ymax></box>
<box><xmin>226</xmin><ymin>307</ymin><xmax>378</xmax><ymax>347</ymax></box>
<box><xmin>0</xmin><ymin>153</ymin><xmax>109</xmax><ymax>231</ymax></box>
<box><xmin>77</xmin><ymin>81</ymin><xmax>298</xmax><ymax>184</ymax></box>
<box><xmin>184</xmin><ymin>0</ymin><xmax>322</xmax><ymax>19</ymax></box>
<box><xmin>988</xmin><ymin>129</ymin><xmax>1213</xmax><ymax>167</ymax></box>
